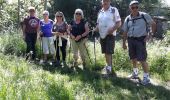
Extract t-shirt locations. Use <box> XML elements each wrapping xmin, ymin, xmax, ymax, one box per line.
<box><xmin>40</xmin><ymin>19</ymin><xmax>53</xmax><ymax>37</ymax></box>
<box><xmin>97</xmin><ymin>6</ymin><xmax>121</xmax><ymax>39</ymax></box>
<box><xmin>122</xmin><ymin>12</ymin><xmax>153</xmax><ymax>37</ymax></box>
<box><xmin>23</xmin><ymin>16</ymin><xmax>40</xmax><ymax>33</ymax></box>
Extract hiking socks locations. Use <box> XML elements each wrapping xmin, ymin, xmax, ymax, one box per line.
<box><xmin>143</xmin><ymin>73</ymin><xmax>150</xmax><ymax>79</ymax></box>
<box><xmin>133</xmin><ymin>68</ymin><xmax>138</xmax><ymax>75</ymax></box>
<box><xmin>106</xmin><ymin>66</ymin><xmax>112</xmax><ymax>72</ymax></box>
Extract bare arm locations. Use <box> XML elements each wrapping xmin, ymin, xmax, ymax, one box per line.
<box><xmin>151</xmin><ymin>21</ymin><xmax>156</xmax><ymax>35</ymax></box>
<box><xmin>113</xmin><ymin>21</ymin><xmax>122</xmax><ymax>31</ymax></box>
<box><xmin>81</xmin><ymin>22</ymin><xmax>89</xmax><ymax>37</ymax></box>
<box><xmin>122</xmin><ymin>31</ymin><xmax>128</xmax><ymax>50</ymax></box>
<box><xmin>108</xmin><ymin>21</ymin><xmax>122</xmax><ymax>35</ymax></box>
<box><xmin>22</xmin><ymin>24</ymin><xmax>26</xmax><ymax>36</ymax></box>
<box><xmin>93</xmin><ymin>24</ymin><xmax>99</xmax><ymax>32</ymax></box>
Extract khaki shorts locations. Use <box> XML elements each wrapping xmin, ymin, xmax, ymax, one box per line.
<box><xmin>100</xmin><ymin>35</ymin><xmax>115</xmax><ymax>54</ymax></box>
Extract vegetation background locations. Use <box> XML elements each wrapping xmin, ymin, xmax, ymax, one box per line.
<box><xmin>0</xmin><ymin>0</ymin><xmax>170</xmax><ymax>99</ymax></box>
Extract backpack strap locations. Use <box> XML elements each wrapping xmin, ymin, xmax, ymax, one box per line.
<box><xmin>126</xmin><ymin>14</ymin><xmax>149</xmax><ymax>33</ymax></box>
<box><xmin>141</xmin><ymin>14</ymin><xmax>150</xmax><ymax>33</ymax></box>
<box><xmin>126</xmin><ymin>16</ymin><xmax>130</xmax><ymax>31</ymax></box>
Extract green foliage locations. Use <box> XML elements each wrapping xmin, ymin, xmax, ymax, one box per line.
<box><xmin>0</xmin><ymin>32</ymin><xmax>26</xmax><ymax>56</ymax></box>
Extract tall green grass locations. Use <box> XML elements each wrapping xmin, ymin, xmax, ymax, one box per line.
<box><xmin>0</xmin><ymin>31</ymin><xmax>170</xmax><ymax>99</ymax></box>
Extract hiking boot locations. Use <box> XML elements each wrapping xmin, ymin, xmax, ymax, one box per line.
<box><xmin>141</xmin><ymin>77</ymin><xmax>150</xmax><ymax>85</ymax></box>
<box><xmin>128</xmin><ymin>72</ymin><xmax>139</xmax><ymax>79</ymax></box>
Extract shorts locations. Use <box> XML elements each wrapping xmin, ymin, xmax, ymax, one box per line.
<box><xmin>100</xmin><ymin>35</ymin><xmax>115</xmax><ymax>54</ymax></box>
<box><xmin>128</xmin><ymin>36</ymin><xmax>147</xmax><ymax>61</ymax></box>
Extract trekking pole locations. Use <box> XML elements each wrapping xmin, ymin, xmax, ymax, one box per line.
<box><xmin>83</xmin><ymin>42</ymin><xmax>92</xmax><ymax>65</ymax></box>
<box><xmin>92</xmin><ymin>27</ymin><xmax>96</xmax><ymax>67</ymax></box>
<box><xmin>39</xmin><ymin>35</ymin><xmax>44</xmax><ymax>64</ymax></box>
<box><xmin>68</xmin><ymin>38</ymin><xmax>71</xmax><ymax>67</ymax></box>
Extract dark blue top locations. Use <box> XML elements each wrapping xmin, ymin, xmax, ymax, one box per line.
<box><xmin>70</xmin><ymin>19</ymin><xmax>86</xmax><ymax>37</ymax></box>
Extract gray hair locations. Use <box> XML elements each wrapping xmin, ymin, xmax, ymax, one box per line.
<box><xmin>43</xmin><ymin>10</ymin><xmax>49</xmax><ymax>16</ymax></box>
<box><xmin>74</xmin><ymin>8</ymin><xmax>84</xmax><ymax>21</ymax></box>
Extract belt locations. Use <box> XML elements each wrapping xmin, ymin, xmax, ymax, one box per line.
<box><xmin>128</xmin><ymin>36</ymin><xmax>146</xmax><ymax>41</ymax></box>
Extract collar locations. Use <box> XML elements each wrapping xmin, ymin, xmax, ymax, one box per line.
<box><xmin>130</xmin><ymin>12</ymin><xmax>141</xmax><ymax>18</ymax></box>
<box><xmin>101</xmin><ymin>6</ymin><xmax>112</xmax><ymax>12</ymax></box>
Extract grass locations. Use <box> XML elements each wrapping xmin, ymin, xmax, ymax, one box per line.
<box><xmin>0</xmin><ymin>31</ymin><xmax>170</xmax><ymax>99</ymax></box>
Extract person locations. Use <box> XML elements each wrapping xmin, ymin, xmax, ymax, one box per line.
<box><xmin>52</xmin><ymin>11</ymin><xmax>69</xmax><ymax>66</ymax></box>
<box><xmin>93</xmin><ymin>0</ymin><xmax>121</xmax><ymax>76</ymax></box>
<box><xmin>39</xmin><ymin>10</ymin><xmax>55</xmax><ymax>63</ymax></box>
<box><xmin>122</xmin><ymin>1</ymin><xmax>156</xmax><ymax>85</ymax></box>
<box><xmin>68</xmin><ymin>8</ymin><xmax>90</xmax><ymax>68</ymax></box>
<box><xmin>22</xmin><ymin>7</ymin><xmax>40</xmax><ymax>60</ymax></box>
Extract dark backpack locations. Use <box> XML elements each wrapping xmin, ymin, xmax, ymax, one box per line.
<box><xmin>127</xmin><ymin>14</ymin><xmax>150</xmax><ymax>33</ymax></box>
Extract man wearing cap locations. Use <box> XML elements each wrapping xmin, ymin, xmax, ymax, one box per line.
<box><xmin>93</xmin><ymin>0</ymin><xmax>121</xmax><ymax>76</ymax></box>
<box><xmin>22</xmin><ymin>7</ymin><xmax>40</xmax><ymax>60</ymax></box>
<box><xmin>122</xmin><ymin>1</ymin><xmax>156</xmax><ymax>85</ymax></box>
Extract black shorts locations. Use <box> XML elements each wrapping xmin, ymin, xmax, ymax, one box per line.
<box><xmin>100</xmin><ymin>35</ymin><xmax>115</xmax><ymax>54</ymax></box>
<box><xmin>128</xmin><ymin>36</ymin><xmax>147</xmax><ymax>61</ymax></box>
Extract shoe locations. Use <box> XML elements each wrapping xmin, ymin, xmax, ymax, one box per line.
<box><xmin>141</xmin><ymin>77</ymin><xmax>150</xmax><ymax>85</ymax></box>
<box><xmin>102</xmin><ymin>66</ymin><xmax>112</xmax><ymax>74</ymax></box>
<box><xmin>39</xmin><ymin>59</ymin><xmax>47</xmax><ymax>65</ymax></box>
<box><xmin>62</xmin><ymin>61</ymin><xmax>67</xmax><ymax>67</ymax></box>
<box><xmin>55</xmin><ymin>60</ymin><xmax>61</xmax><ymax>66</ymax></box>
<box><xmin>39</xmin><ymin>59</ymin><xmax>44</xmax><ymax>64</ymax></box>
<box><xmin>128</xmin><ymin>72</ymin><xmax>139</xmax><ymax>79</ymax></box>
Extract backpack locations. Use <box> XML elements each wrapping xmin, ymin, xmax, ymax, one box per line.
<box><xmin>126</xmin><ymin>14</ymin><xmax>150</xmax><ymax>33</ymax></box>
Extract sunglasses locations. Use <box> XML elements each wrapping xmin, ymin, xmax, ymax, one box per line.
<box><xmin>56</xmin><ymin>16</ymin><xmax>62</xmax><ymax>18</ymax></box>
<box><xmin>75</xmin><ymin>13</ymin><xmax>81</xmax><ymax>15</ymax></box>
<box><xmin>131</xmin><ymin>6</ymin><xmax>138</xmax><ymax>10</ymax></box>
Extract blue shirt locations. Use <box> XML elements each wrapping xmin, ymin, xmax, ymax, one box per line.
<box><xmin>40</xmin><ymin>19</ymin><xmax>53</xmax><ymax>37</ymax></box>
<box><xmin>122</xmin><ymin>12</ymin><xmax>153</xmax><ymax>37</ymax></box>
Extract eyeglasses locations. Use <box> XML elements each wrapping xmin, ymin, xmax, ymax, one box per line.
<box><xmin>56</xmin><ymin>16</ymin><xmax>62</xmax><ymax>18</ymax></box>
<box><xmin>75</xmin><ymin>13</ymin><xmax>81</xmax><ymax>15</ymax></box>
<box><xmin>131</xmin><ymin>6</ymin><xmax>138</xmax><ymax>10</ymax></box>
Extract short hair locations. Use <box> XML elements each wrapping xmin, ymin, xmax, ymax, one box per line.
<box><xmin>28</xmin><ymin>6</ymin><xmax>35</xmax><ymax>11</ymax></box>
<box><xmin>43</xmin><ymin>10</ymin><xmax>49</xmax><ymax>16</ymax></box>
<box><xmin>74</xmin><ymin>8</ymin><xmax>84</xmax><ymax>21</ymax></box>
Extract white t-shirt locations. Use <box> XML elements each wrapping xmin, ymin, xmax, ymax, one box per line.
<box><xmin>97</xmin><ymin>6</ymin><xmax>121</xmax><ymax>39</ymax></box>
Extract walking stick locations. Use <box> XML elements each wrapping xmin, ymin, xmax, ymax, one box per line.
<box><xmin>39</xmin><ymin>35</ymin><xmax>44</xmax><ymax>64</ymax></box>
<box><xmin>68</xmin><ymin>38</ymin><xmax>71</xmax><ymax>67</ymax></box>
<box><xmin>92</xmin><ymin>28</ymin><xmax>96</xmax><ymax>67</ymax></box>
<box><xmin>83</xmin><ymin>42</ymin><xmax>92</xmax><ymax>65</ymax></box>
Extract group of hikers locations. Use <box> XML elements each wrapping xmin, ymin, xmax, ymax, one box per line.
<box><xmin>22</xmin><ymin>0</ymin><xmax>156</xmax><ymax>85</ymax></box>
